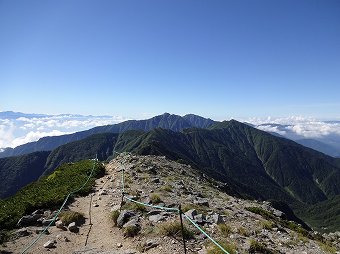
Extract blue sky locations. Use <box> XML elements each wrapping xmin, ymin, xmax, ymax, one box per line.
<box><xmin>1</xmin><ymin>0</ymin><xmax>339</xmax><ymax>120</ymax></box>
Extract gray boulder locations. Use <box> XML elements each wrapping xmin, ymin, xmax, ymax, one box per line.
<box><xmin>17</xmin><ymin>214</ymin><xmax>43</xmax><ymax>227</ymax></box>
<box><xmin>212</xmin><ymin>214</ymin><xmax>224</xmax><ymax>224</ymax></box>
<box><xmin>122</xmin><ymin>218</ymin><xmax>140</xmax><ymax>228</ymax></box>
<box><xmin>148</xmin><ymin>214</ymin><xmax>165</xmax><ymax>223</ymax></box>
<box><xmin>117</xmin><ymin>210</ymin><xmax>135</xmax><ymax>228</ymax></box>
<box><xmin>14</xmin><ymin>228</ymin><xmax>30</xmax><ymax>237</ymax></box>
<box><xmin>184</xmin><ymin>209</ymin><xmax>198</xmax><ymax>220</ymax></box>
<box><xmin>194</xmin><ymin>214</ymin><xmax>206</xmax><ymax>225</ymax></box>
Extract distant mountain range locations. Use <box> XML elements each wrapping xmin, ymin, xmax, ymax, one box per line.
<box><xmin>0</xmin><ymin>113</ymin><xmax>215</xmax><ymax>158</ymax></box>
<box><xmin>0</xmin><ymin>111</ymin><xmax>49</xmax><ymax>119</ymax></box>
<box><xmin>1</xmin><ymin>114</ymin><xmax>340</xmax><ymax>232</ymax></box>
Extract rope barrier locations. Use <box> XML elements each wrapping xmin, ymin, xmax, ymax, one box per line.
<box><xmin>182</xmin><ymin>213</ymin><xmax>230</xmax><ymax>254</ymax></box>
<box><xmin>21</xmin><ymin>155</ymin><xmax>98</xmax><ymax>254</ymax></box>
<box><xmin>118</xmin><ymin>156</ymin><xmax>231</xmax><ymax>254</ymax></box>
<box><xmin>124</xmin><ymin>196</ymin><xmax>179</xmax><ymax>212</ymax></box>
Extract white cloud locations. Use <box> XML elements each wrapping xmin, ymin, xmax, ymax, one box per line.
<box><xmin>287</xmin><ymin>122</ymin><xmax>340</xmax><ymax>138</ymax></box>
<box><xmin>0</xmin><ymin>113</ymin><xmax>128</xmax><ymax>149</ymax></box>
<box><xmin>11</xmin><ymin>130</ymin><xmax>69</xmax><ymax>148</ymax></box>
<box><xmin>0</xmin><ymin>121</ymin><xmax>15</xmax><ymax>148</ymax></box>
<box><xmin>248</xmin><ymin>116</ymin><xmax>340</xmax><ymax>139</ymax></box>
<box><xmin>256</xmin><ymin>125</ymin><xmax>287</xmax><ymax>136</ymax></box>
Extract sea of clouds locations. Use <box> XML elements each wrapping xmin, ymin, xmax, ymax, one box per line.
<box><xmin>248</xmin><ymin>116</ymin><xmax>340</xmax><ymax>140</ymax></box>
<box><xmin>0</xmin><ymin>113</ymin><xmax>127</xmax><ymax>150</ymax></box>
<box><xmin>1</xmin><ymin>112</ymin><xmax>340</xmax><ymax>150</ymax></box>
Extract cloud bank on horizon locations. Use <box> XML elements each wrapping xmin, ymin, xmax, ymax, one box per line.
<box><xmin>250</xmin><ymin>116</ymin><xmax>340</xmax><ymax>139</ymax></box>
<box><xmin>0</xmin><ymin>112</ymin><xmax>127</xmax><ymax>150</ymax></box>
<box><xmin>1</xmin><ymin>112</ymin><xmax>340</xmax><ymax>150</ymax></box>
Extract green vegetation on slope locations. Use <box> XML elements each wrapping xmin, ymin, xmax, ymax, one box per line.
<box><xmin>43</xmin><ymin>132</ymin><xmax>118</xmax><ymax>175</ymax></box>
<box><xmin>0</xmin><ymin>160</ymin><xmax>104</xmax><ymax>230</ymax></box>
<box><xmin>296</xmin><ymin>195</ymin><xmax>340</xmax><ymax>233</ymax></box>
<box><xmin>0</xmin><ymin>133</ymin><xmax>118</xmax><ymax>199</ymax></box>
<box><xmin>0</xmin><ymin>151</ymin><xmax>50</xmax><ymax>198</ymax></box>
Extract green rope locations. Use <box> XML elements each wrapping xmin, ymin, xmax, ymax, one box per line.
<box><xmin>119</xmin><ymin>155</ymin><xmax>231</xmax><ymax>254</ymax></box>
<box><xmin>182</xmin><ymin>213</ymin><xmax>230</xmax><ymax>254</ymax></box>
<box><xmin>125</xmin><ymin>197</ymin><xmax>180</xmax><ymax>212</ymax></box>
<box><xmin>21</xmin><ymin>155</ymin><xmax>98</xmax><ymax>254</ymax></box>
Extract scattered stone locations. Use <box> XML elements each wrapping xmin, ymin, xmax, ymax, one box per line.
<box><xmin>93</xmin><ymin>204</ymin><xmax>99</xmax><ymax>207</ymax></box>
<box><xmin>185</xmin><ymin>209</ymin><xmax>198</xmax><ymax>220</ymax></box>
<box><xmin>211</xmin><ymin>214</ymin><xmax>224</xmax><ymax>224</ymax></box>
<box><xmin>194</xmin><ymin>214</ymin><xmax>206</xmax><ymax>225</ymax></box>
<box><xmin>99</xmin><ymin>189</ymin><xmax>108</xmax><ymax>195</ymax></box>
<box><xmin>273</xmin><ymin>210</ymin><xmax>285</xmax><ymax>218</ymax></box>
<box><xmin>68</xmin><ymin>222</ymin><xmax>79</xmax><ymax>233</ymax></box>
<box><xmin>35</xmin><ymin>228</ymin><xmax>50</xmax><ymax>235</ymax></box>
<box><xmin>17</xmin><ymin>214</ymin><xmax>43</xmax><ymax>227</ymax></box>
<box><xmin>14</xmin><ymin>228</ymin><xmax>30</xmax><ymax>237</ymax></box>
<box><xmin>194</xmin><ymin>198</ymin><xmax>209</xmax><ymax>207</ymax></box>
<box><xmin>117</xmin><ymin>242</ymin><xmax>123</xmax><ymax>248</ymax></box>
<box><xmin>147</xmin><ymin>210</ymin><xmax>161</xmax><ymax>216</ymax></box>
<box><xmin>56</xmin><ymin>234</ymin><xmax>70</xmax><ymax>242</ymax></box>
<box><xmin>143</xmin><ymin>239</ymin><xmax>158</xmax><ymax>251</ymax></box>
<box><xmin>122</xmin><ymin>218</ymin><xmax>140</xmax><ymax>228</ymax></box>
<box><xmin>43</xmin><ymin>240</ymin><xmax>56</xmax><ymax>248</ymax></box>
<box><xmin>44</xmin><ymin>210</ymin><xmax>52</xmax><ymax>217</ymax></box>
<box><xmin>147</xmin><ymin>166</ymin><xmax>157</xmax><ymax>174</ymax></box>
<box><xmin>42</xmin><ymin>218</ymin><xmax>55</xmax><ymax>226</ymax></box>
<box><xmin>117</xmin><ymin>210</ymin><xmax>136</xmax><ymax>228</ymax></box>
<box><xmin>150</xmin><ymin>177</ymin><xmax>160</xmax><ymax>184</ymax></box>
<box><xmin>148</xmin><ymin>214</ymin><xmax>165</xmax><ymax>223</ymax></box>
<box><xmin>56</xmin><ymin>220</ymin><xmax>67</xmax><ymax>230</ymax></box>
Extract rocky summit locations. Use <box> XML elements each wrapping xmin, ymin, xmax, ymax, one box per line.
<box><xmin>1</xmin><ymin>154</ymin><xmax>339</xmax><ymax>254</ymax></box>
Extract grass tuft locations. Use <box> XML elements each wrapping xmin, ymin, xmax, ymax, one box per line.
<box><xmin>59</xmin><ymin>210</ymin><xmax>85</xmax><ymax>226</ymax></box>
<box><xmin>249</xmin><ymin>239</ymin><xmax>276</xmax><ymax>254</ymax></box>
<box><xmin>111</xmin><ymin>210</ymin><xmax>120</xmax><ymax>226</ymax></box>
<box><xmin>150</xmin><ymin>193</ymin><xmax>162</xmax><ymax>204</ymax></box>
<box><xmin>124</xmin><ymin>225</ymin><xmax>140</xmax><ymax>237</ymax></box>
<box><xmin>218</xmin><ymin>224</ymin><xmax>232</xmax><ymax>237</ymax></box>
<box><xmin>158</xmin><ymin>221</ymin><xmax>194</xmax><ymax>240</ymax></box>
<box><xmin>207</xmin><ymin>241</ymin><xmax>237</xmax><ymax>254</ymax></box>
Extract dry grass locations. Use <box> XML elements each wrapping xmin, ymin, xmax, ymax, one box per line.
<box><xmin>59</xmin><ymin>210</ymin><xmax>85</xmax><ymax>226</ymax></box>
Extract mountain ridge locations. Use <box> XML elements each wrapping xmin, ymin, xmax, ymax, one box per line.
<box><xmin>0</xmin><ymin>113</ymin><xmax>216</xmax><ymax>158</ymax></box>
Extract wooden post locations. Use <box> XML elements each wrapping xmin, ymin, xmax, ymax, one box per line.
<box><xmin>179</xmin><ymin>204</ymin><xmax>187</xmax><ymax>254</ymax></box>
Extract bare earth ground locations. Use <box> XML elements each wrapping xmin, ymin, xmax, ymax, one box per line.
<box><xmin>2</xmin><ymin>160</ymin><xmax>182</xmax><ymax>254</ymax></box>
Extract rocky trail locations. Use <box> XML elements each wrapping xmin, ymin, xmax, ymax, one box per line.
<box><xmin>1</xmin><ymin>154</ymin><xmax>340</xmax><ymax>254</ymax></box>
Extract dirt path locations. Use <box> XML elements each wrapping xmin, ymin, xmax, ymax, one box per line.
<box><xmin>2</xmin><ymin>162</ymin><xmax>140</xmax><ymax>254</ymax></box>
